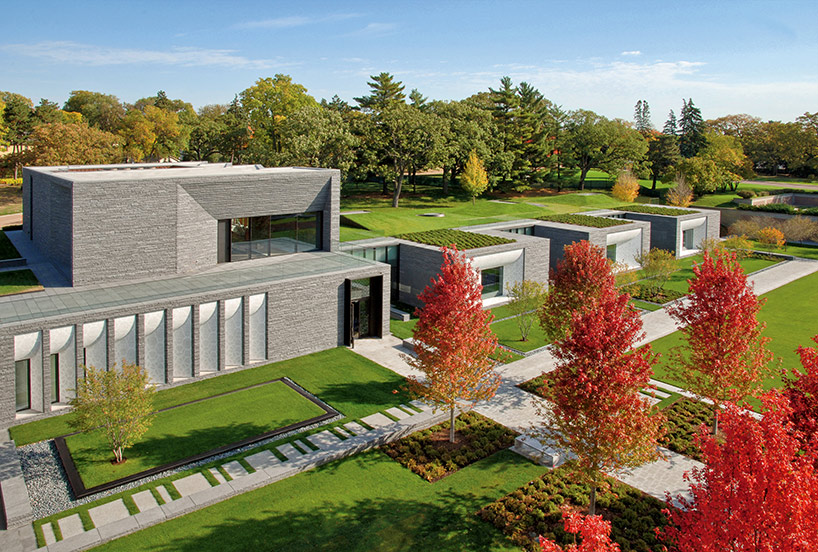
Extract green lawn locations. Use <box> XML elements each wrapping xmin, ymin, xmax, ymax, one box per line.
<box><xmin>93</xmin><ymin>449</ymin><xmax>547</xmax><ymax>552</ymax></box>
<box><xmin>11</xmin><ymin>347</ymin><xmax>410</xmax><ymax>447</ymax></box>
<box><xmin>636</xmin><ymin>254</ymin><xmax>779</xmax><ymax>296</ymax></box>
<box><xmin>757</xmin><ymin>242</ymin><xmax>818</xmax><ymax>261</ymax></box>
<box><xmin>66</xmin><ymin>380</ymin><xmax>327</xmax><ymax>488</ymax></box>
<box><xmin>650</xmin><ymin>270</ymin><xmax>818</xmax><ymax>392</ymax></box>
<box><xmin>491</xmin><ymin>316</ymin><xmax>549</xmax><ymax>353</ymax></box>
<box><xmin>0</xmin><ymin>231</ymin><xmax>22</xmax><ymax>259</ymax></box>
<box><xmin>0</xmin><ymin>269</ymin><xmax>42</xmax><ymax>296</ymax></box>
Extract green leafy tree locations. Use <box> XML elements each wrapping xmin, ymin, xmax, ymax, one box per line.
<box><xmin>506</xmin><ymin>280</ymin><xmax>548</xmax><ymax>341</ymax></box>
<box><xmin>635</xmin><ymin>248</ymin><xmax>677</xmax><ymax>296</ymax></box>
<box><xmin>646</xmin><ymin>131</ymin><xmax>681</xmax><ymax>190</ymax></box>
<box><xmin>1</xmin><ymin>92</ymin><xmax>34</xmax><ymax>178</ymax></box>
<box><xmin>431</xmin><ymin>99</ymin><xmax>494</xmax><ymax>195</ymax></box>
<box><xmin>354</xmin><ymin>72</ymin><xmax>406</xmax><ymax>112</ymax></box>
<box><xmin>119</xmin><ymin>105</ymin><xmax>184</xmax><ymax>161</ymax></box>
<box><xmin>70</xmin><ymin>362</ymin><xmax>155</xmax><ymax>464</ymax></box>
<box><xmin>63</xmin><ymin>90</ymin><xmax>125</xmax><ymax>132</ymax></box>
<box><xmin>461</xmin><ymin>151</ymin><xmax>489</xmax><ymax>204</ymax></box>
<box><xmin>24</xmin><ymin>122</ymin><xmax>122</xmax><ymax>165</ymax></box>
<box><xmin>280</xmin><ymin>104</ymin><xmax>358</xmax><ymax>177</ymax></box>
<box><xmin>185</xmin><ymin>104</ymin><xmax>228</xmax><ymax>161</ymax></box>
<box><xmin>679</xmin><ymin>98</ymin><xmax>706</xmax><ymax>158</ymax></box>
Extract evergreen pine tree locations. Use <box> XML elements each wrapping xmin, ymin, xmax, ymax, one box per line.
<box><xmin>634</xmin><ymin>100</ymin><xmax>652</xmax><ymax>134</ymax></box>
<box><xmin>663</xmin><ymin>109</ymin><xmax>678</xmax><ymax>136</ymax></box>
<box><xmin>679</xmin><ymin>98</ymin><xmax>706</xmax><ymax>158</ymax></box>
<box><xmin>354</xmin><ymin>72</ymin><xmax>406</xmax><ymax>112</ymax></box>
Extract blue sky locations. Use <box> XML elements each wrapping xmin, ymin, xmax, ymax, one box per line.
<box><xmin>1</xmin><ymin>0</ymin><xmax>816</xmax><ymax>123</ymax></box>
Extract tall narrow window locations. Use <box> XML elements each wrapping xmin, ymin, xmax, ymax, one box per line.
<box><xmin>606</xmin><ymin>244</ymin><xmax>617</xmax><ymax>261</ymax></box>
<box><xmin>231</xmin><ymin>218</ymin><xmax>251</xmax><ymax>261</ymax></box>
<box><xmin>15</xmin><ymin>359</ymin><xmax>30</xmax><ymax>412</ymax></box>
<box><xmin>51</xmin><ymin>354</ymin><xmax>59</xmax><ymax>403</ymax></box>
<box><xmin>683</xmin><ymin>228</ymin><xmax>695</xmax><ymax>250</ymax></box>
<box><xmin>481</xmin><ymin>267</ymin><xmax>503</xmax><ymax>299</ymax></box>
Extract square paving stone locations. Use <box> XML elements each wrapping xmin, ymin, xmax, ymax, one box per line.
<box><xmin>293</xmin><ymin>439</ymin><xmax>313</xmax><ymax>453</ymax></box>
<box><xmin>57</xmin><ymin>514</ymin><xmax>85</xmax><ymax>540</ymax></box>
<box><xmin>173</xmin><ymin>472</ymin><xmax>211</xmax><ymax>497</ymax></box>
<box><xmin>343</xmin><ymin>421</ymin><xmax>368</xmax><ymax>435</ymax></box>
<box><xmin>209</xmin><ymin>467</ymin><xmax>226</xmax><ymax>484</ymax></box>
<box><xmin>131</xmin><ymin>490</ymin><xmax>159</xmax><ymax>513</ymax></box>
<box><xmin>88</xmin><ymin>499</ymin><xmax>130</xmax><ymax>528</ymax></box>
<box><xmin>41</xmin><ymin>522</ymin><xmax>57</xmax><ymax>545</ymax></box>
<box><xmin>361</xmin><ymin>412</ymin><xmax>394</xmax><ymax>428</ymax></box>
<box><xmin>222</xmin><ymin>460</ymin><xmax>248</xmax><ymax>479</ymax></box>
<box><xmin>386</xmin><ymin>406</ymin><xmax>411</xmax><ymax>420</ymax></box>
<box><xmin>334</xmin><ymin>426</ymin><xmax>352</xmax><ymax>438</ymax></box>
<box><xmin>306</xmin><ymin>430</ymin><xmax>341</xmax><ymax>449</ymax></box>
<box><xmin>246</xmin><ymin>450</ymin><xmax>279</xmax><ymax>471</ymax></box>
<box><xmin>639</xmin><ymin>393</ymin><xmax>661</xmax><ymax>406</ymax></box>
<box><xmin>155</xmin><ymin>485</ymin><xmax>172</xmax><ymax>504</ymax></box>
<box><xmin>410</xmin><ymin>399</ymin><xmax>432</xmax><ymax>411</ymax></box>
<box><xmin>276</xmin><ymin>443</ymin><xmax>302</xmax><ymax>461</ymax></box>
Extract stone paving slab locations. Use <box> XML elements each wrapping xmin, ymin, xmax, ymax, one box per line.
<box><xmin>385</xmin><ymin>406</ymin><xmax>411</xmax><ymax>420</ymax></box>
<box><xmin>88</xmin><ymin>499</ymin><xmax>130</xmax><ymax>528</ymax></box>
<box><xmin>209</xmin><ymin>467</ymin><xmax>227</xmax><ymax>484</ymax></box>
<box><xmin>134</xmin><ymin>507</ymin><xmax>166</xmax><ymax>528</ymax></box>
<box><xmin>276</xmin><ymin>442</ymin><xmax>302</xmax><ymax>460</ymax></box>
<box><xmin>343</xmin><ymin>421</ymin><xmax>368</xmax><ymax>435</ymax></box>
<box><xmin>639</xmin><ymin>393</ymin><xmax>662</xmax><ymax>406</ymax></box>
<box><xmin>246</xmin><ymin>449</ymin><xmax>279</xmax><ymax>471</ymax></box>
<box><xmin>49</xmin><ymin>529</ymin><xmax>100</xmax><ymax>552</ymax></box>
<box><xmin>222</xmin><ymin>460</ymin><xmax>248</xmax><ymax>480</ymax></box>
<box><xmin>616</xmin><ymin>447</ymin><xmax>702</xmax><ymax>505</ymax></box>
<box><xmin>189</xmin><ymin>482</ymin><xmax>234</xmax><ymax>506</ymax></box>
<box><xmin>361</xmin><ymin>412</ymin><xmax>394</xmax><ymax>428</ymax></box>
<box><xmin>409</xmin><ymin>399</ymin><xmax>431</xmax><ymax>411</ymax></box>
<box><xmin>131</xmin><ymin>490</ymin><xmax>159</xmax><ymax>513</ymax></box>
<box><xmin>155</xmin><ymin>485</ymin><xmax>172</xmax><ymax>504</ymax></box>
<box><xmin>161</xmin><ymin>496</ymin><xmax>195</xmax><ymax>517</ymax></box>
<box><xmin>173</xmin><ymin>472</ymin><xmax>210</xmax><ymax>497</ymax></box>
<box><xmin>334</xmin><ymin>426</ymin><xmax>352</xmax><ymax>438</ymax></box>
<box><xmin>307</xmin><ymin>430</ymin><xmax>341</xmax><ymax>449</ymax></box>
<box><xmin>293</xmin><ymin>439</ymin><xmax>313</xmax><ymax>453</ymax></box>
<box><xmin>651</xmin><ymin>389</ymin><xmax>671</xmax><ymax>399</ymax></box>
<box><xmin>41</xmin><ymin>522</ymin><xmax>57</xmax><ymax>546</ymax></box>
<box><xmin>57</xmin><ymin>514</ymin><xmax>84</xmax><ymax>540</ymax></box>
<box><xmin>96</xmin><ymin>516</ymin><xmax>138</xmax><ymax>542</ymax></box>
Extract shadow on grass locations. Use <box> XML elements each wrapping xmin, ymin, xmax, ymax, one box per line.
<box><xmin>315</xmin><ymin>378</ymin><xmax>411</xmax><ymax>415</ymax></box>
<box><xmin>150</xmin><ymin>487</ymin><xmax>509</xmax><ymax>552</ymax></box>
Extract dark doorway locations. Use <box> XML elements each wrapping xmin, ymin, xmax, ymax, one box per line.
<box><xmin>344</xmin><ymin>276</ymin><xmax>383</xmax><ymax>347</ymax></box>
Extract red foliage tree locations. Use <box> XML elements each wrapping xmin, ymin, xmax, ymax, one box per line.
<box><xmin>784</xmin><ymin>335</ymin><xmax>818</xmax><ymax>451</ymax></box>
<box><xmin>539</xmin><ymin>509</ymin><xmax>620</xmax><ymax>552</ymax></box>
<box><xmin>538</xmin><ymin>242</ymin><xmax>664</xmax><ymax>514</ymax></box>
<box><xmin>660</xmin><ymin>391</ymin><xmax>818</xmax><ymax>552</ymax></box>
<box><xmin>539</xmin><ymin>240</ymin><xmax>617</xmax><ymax>342</ymax></box>
<box><xmin>667</xmin><ymin>250</ymin><xmax>773</xmax><ymax>433</ymax></box>
<box><xmin>407</xmin><ymin>246</ymin><xmax>501</xmax><ymax>442</ymax></box>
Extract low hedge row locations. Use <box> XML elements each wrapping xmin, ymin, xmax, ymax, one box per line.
<box><xmin>478</xmin><ymin>463</ymin><xmax>667</xmax><ymax>551</ymax></box>
<box><xmin>381</xmin><ymin>410</ymin><xmax>517</xmax><ymax>482</ymax></box>
<box><xmin>658</xmin><ymin>397</ymin><xmax>713</xmax><ymax>461</ymax></box>
<box><xmin>395</xmin><ymin>229</ymin><xmax>515</xmax><ymax>249</ymax></box>
<box><xmin>536</xmin><ymin>214</ymin><xmax>630</xmax><ymax>228</ymax></box>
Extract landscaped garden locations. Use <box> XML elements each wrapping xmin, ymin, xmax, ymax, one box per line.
<box><xmin>0</xmin><ymin>268</ymin><xmax>42</xmax><ymax>296</ymax></box>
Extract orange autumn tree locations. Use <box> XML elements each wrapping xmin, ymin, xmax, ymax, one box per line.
<box><xmin>667</xmin><ymin>250</ymin><xmax>773</xmax><ymax>433</ymax></box>
<box><xmin>407</xmin><ymin>246</ymin><xmax>501</xmax><ymax>442</ymax></box>
<box><xmin>538</xmin><ymin>241</ymin><xmax>664</xmax><ymax>515</ymax></box>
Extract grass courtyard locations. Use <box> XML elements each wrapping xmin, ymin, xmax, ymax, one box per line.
<box><xmin>93</xmin><ymin>449</ymin><xmax>548</xmax><ymax>552</ymax></box>
<box><xmin>65</xmin><ymin>380</ymin><xmax>327</xmax><ymax>489</ymax></box>
<box><xmin>0</xmin><ymin>268</ymin><xmax>42</xmax><ymax>296</ymax></box>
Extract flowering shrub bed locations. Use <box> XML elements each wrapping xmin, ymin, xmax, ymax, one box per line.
<box><xmin>478</xmin><ymin>464</ymin><xmax>667</xmax><ymax>551</ymax></box>
<box><xmin>658</xmin><ymin>397</ymin><xmax>713</xmax><ymax>461</ymax></box>
<box><xmin>381</xmin><ymin>410</ymin><xmax>516</xmax><ymax>482</ymax></box>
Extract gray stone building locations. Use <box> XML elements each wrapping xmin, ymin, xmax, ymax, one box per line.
<box><xmin>2</xmin><ymin>163</ymin><xmax>389</xmax><ymax>428</ymax></box>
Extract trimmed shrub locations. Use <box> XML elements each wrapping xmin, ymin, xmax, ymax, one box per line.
<box><xmin>736</xmin><ymin>190</ymin><xmax>756</xmax><ymax>199</ymax></box>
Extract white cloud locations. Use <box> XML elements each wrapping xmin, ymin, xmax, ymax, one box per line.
<box><xmin>233</xmin><ymin>13</ymin><xmax>361</xmax><ymax>30</ymax></box>
<box><xmin>1</xmin><ymin>41</ymin><xmax>287</xmax><ymax>69</ymax></box>
<box><xmin>344</xmin><ymin>23</ymin><xmax>397</xmax><ymax>37</ymax></box>
<box><xmin>621</xmin><ymin>50</ymin><xmax>641</xmax><ymax>56</ymax></box>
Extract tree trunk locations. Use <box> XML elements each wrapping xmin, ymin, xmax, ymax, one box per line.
<box><xmin>442</xmin><ymin>165</ymin><xmax>449</xmax><ymax>195</ymax></box>
<box><xmin>449</xmin><ymin>407</ymin><xmax>456</xmax><ymax>443</ymax></box>
<box><xmin>579</xmin><ymin>166</ymin><xmax>590</xmax><ymax>191</ymax></box>
<box><xmin>412</xmin><ymin>167</ymin><xmax>417</xmax><ymax>193</ymax></box>
<box><xmin>588</xmin><ymin>485</ymin><xmax>597</xmax><ymax>516</ymax></box>
<box><xmin>382</xmin><ymin>176</ymin><xmax>389</xmax><ymax>196</ymax></box>
<box><xmin>652</xmin><ymin>172</ymin><xmax>658</xmax><ymax>190</ymax></box>
<box><xmin>392</xmin><ymin>172</ymin><xmax>403</xmax><ymax>208</ymax></box>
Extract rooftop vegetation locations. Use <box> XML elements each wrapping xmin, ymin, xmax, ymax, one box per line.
<box><xmin>617</xmin><ymin>205</ymin><xmax>697</xmax><ymax>216</ymax></box>
<box><xmin>395</xmin><ymin>229</ymin><xmax>515</xmax><ymax>249</ymax></box>
<box><xmin>536</xmin><ymin>213</ymin><xmax>630</xmax><ymax>228</ymax></box>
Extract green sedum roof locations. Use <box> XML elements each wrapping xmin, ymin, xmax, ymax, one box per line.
<box><xmin>395</xmin><ymin>229</ymin><xmax>515</xmax><ymax>249</ymax></box>
<box><xmin>617</xmin><ymin>205</ymin><xmax>697</xmax><ymax>216</ymax></box>
<box><xmin>536</xmin><ymin>214</ymin><xmax>629</xmax><ymax>228</ymax></box>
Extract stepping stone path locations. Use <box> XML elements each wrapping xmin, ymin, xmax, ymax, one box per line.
<box><xmin>41</xmin><ymin>404</ymin><xmax>438</xmax><ymax>548</ymax></box>
<box><xmin>361</xmin><ymin>412</ymin><xmax>394</xmax><ymax>428</ymax></box>
<box><xmin>385</xmin><ymin>407</ymin><xmax>411</xmax><ymax>420</ymax></box>
<box><xmin>57</xmin><ymin>514</ymin><xmax>84</xmax><ymax>540</ymax></box>
<box><xmin>307</xmin><ymin>430</ymin><xmax>341</xmax><ymax>449</ymax></box>
<box><xmin>131</xmin><ymin>490</ymin><xmax>159</xmax><ymax>512</ymax></box>
<box><xmin>88</xmin><ymin>500</ymin><xmax>130</xmax><ymax>527</ymax></box>
<box><xmin>222</xmin><ymin>461</ymin><xmax>248</xmax><ymax>480</ymax></box>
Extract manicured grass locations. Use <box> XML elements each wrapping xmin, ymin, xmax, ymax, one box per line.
<box><xmin>650</xmin><ymin>270</ymin><xmax>818</xmax><ymax>392</ymax></box>
<box><xmin>0</xmin><ymin>231</ymin><xmax>22</xmax><ymax>259</ymax></box>
<box><xmin>340</xmin><ymin>226</ymin><xmax>386</xmax><ymax>242</ymax></box>
<box><xmin>11</xmin><ymin>347</ymin><xmax>410</xmax><ymax>446</ymax></box>
<box><xmin>635</xmin><ymin>254</ymin><xmax>779</xmax><ymax>296</ymax></box>
<box><xmin>487</xmin><ymin>303</ymin><xmax>518</xmax><ymax>321</ymax></box>
<box><xmin>93</xmin><ymin>449</ymin><xmax>547</xmax><ymax>552</ymax></box>
<box><xmin>66</xmin><ymin>380</ymin><xmax>327</xmax><ymax>488</ymax></box>
<box><xmin>390</xmin><ymin>318</ymin><xmax>417</xmax><ymax>340</ymax></box>
<box><xmin>757</xmin><ymin>241</ymin><xmax>818</xmax><ymax>261</ymax></box>
<box><xmin>631</xmin><ymin>299</ymin><xmax>663</xmax><ymax>312</ymax></box>
<box><xmin>0</xmin><ymin>185</ymin><xmax>22</xmax><ymax>216</ymax></box>
<box><xmin>491</xmin><ymin>316</ymin><xmax>549</xmax><ymax>353</ymax></box>
<box><xmin>395</xmin><ymin>229</ymin><xmax>515</xmax><ymax>249</ymax></box>
<box><xmin>0</xmin><ymin>268</ymin><xmax>41</xmax><ymax>295</ymax></box>
<box><xmin>689</xmin><ymin>185</ymin><xmax>774</xmax><ymax>208</ymax></box>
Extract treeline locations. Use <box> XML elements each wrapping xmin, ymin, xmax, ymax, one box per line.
<box><xmin>0</xmin><ymin>73</ymin><xmax>816</xmax><ymax>206</ymax></box>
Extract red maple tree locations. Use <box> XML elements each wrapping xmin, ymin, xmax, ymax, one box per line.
<box><xmin>783</xmin><ymin>334</ymin><xmax>818</xmax><ymax>451</ymax></box>
<box><xmin>539</xmin><ymin>240</ymin><xmax>617</xmax><ymax>342</ymax></box>
<box><xmin>539</xmin><ymin>509</ymin><xmax>620</xmax><ymax>552</ymax></box>
<box><xmin>661</xmin><ymin>391</ymin><xmax>818</xmax><ymax>552</ymax></box>
<box><xmin>539</xmin><ymin>243</ymin><xmax>664</xmax><ymax>514</ymax></box>
<box><xmin>407</xmin><ymin>246</ymin><xmax>501</xmax><ymax>442</ymax></box>
<box><xmin>667</xmin><ymin>250</ymin><xmax>773</xmax><ymax>433</ymax></box>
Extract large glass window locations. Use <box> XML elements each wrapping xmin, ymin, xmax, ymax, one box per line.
<box><xmin>15</xmin><ymin>359</ymin><xmax>30</xmax><ymax>412</ymax></box>
<box><xmin>227</xmin><ymin>212</ymin><xmax>322</xmax><ymax>262</ymax></box>
<box><xmin>481</xmin><ymin>267</ymin><xmax>503</xmax><ymax>299</ymax></box>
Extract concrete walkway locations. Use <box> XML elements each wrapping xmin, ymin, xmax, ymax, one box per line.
<box><xmin>353</xmin><ymin>256</ymin><xmax>818</xmax><ymax>503</ymax></box>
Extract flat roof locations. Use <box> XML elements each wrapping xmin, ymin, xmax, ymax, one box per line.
<box><xmin>25</xmin><ymin>162</ymin><xmax>334</xmax><ymax>183</ymax></box>
<box><xmin>0</xmin><ymin>251</ymin><xmax>380</xmax><ymax>328</ymax></box>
